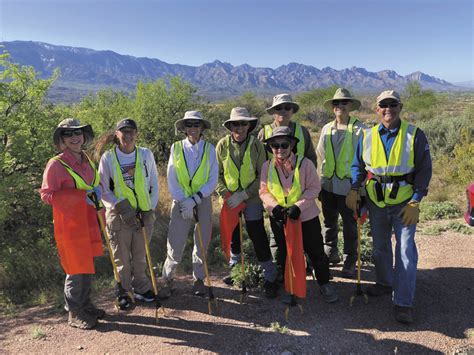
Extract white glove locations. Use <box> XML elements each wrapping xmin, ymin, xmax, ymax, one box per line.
<box><xmin>227</xmin><ymin>190</ymin><xmax>248</xmax><ymax>209</ymax></box>
<box><xmin>191</xmin><ymin>193</ymin><xmax>202</xmax><ymax>205</ymax></box>
<box><xmin>179</xmin><ymin>197</ymin><xmax>196</xmax><ymax>211</ymax></box>
<box><xmin>180</xmin><ymin>206</ymin><xmax>194</xmax><ymax>220</ymax></box>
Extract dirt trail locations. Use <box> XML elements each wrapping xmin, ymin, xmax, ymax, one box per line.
<box><xmin>1</xmin><ymin>229</ymin><xmax>473</xmax><ymax>354</ymax></box>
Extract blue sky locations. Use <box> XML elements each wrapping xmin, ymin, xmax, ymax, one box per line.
<box><xmin>1</xmin><ymin>0</ymin><xmax>472</xmax><ymax>83</ymax></box>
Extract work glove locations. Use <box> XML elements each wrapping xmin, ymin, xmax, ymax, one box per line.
<box><xmin>227</xmin><ymin>190</ymin><xmax>249</xmax><ymax>209</ymax></box>
<box><xmin>180</xmin><ymin>205</ymin><xmax>194</xmax><ymax>220</ymax></box>
<box><xmin>86</xmin><ymin>186</ymin><xmax>102</xmax><ymax>206</ymax></box>
<box><xmin>345</xmin><ymin>189</ymin><xmax>361</xmax><ymax>212</ymax></box>
<box><xmin>400</xmin><ymin>201</ymin><xmax>420</xmax><ymax>225</ymax></box>
<box><xmin>191</xmin><ymin>192</ymin><xmax>202</xmax><ymax>205</ymax></box>
<box><xmin>272</xmin><ymin>205</ymin><xmax>286</xmax><ymax>222</ymax></box>
<box><xmin>179</xmin><ymin>197</ymin><xmax>196</xmax><ymax>211</ymax></box>
<box><xmin>114</xmin><ymin>199</ymin><xmax>138</xmax><ymax>227</ymax></box>
<box><xmin>286</xmin><ymin>205</ymin><xmax>301</xmax><ymax>220</ymax></box>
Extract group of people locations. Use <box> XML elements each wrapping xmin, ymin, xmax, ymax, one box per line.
<box><xmin>40</xmin><ymin>88</ymin><xmax>432</xmax><ymax>330</ymax></box>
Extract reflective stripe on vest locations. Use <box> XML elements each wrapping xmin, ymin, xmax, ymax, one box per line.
<box><xmin>223</xmin><ymin>135</ymin><xmax>256</xmax><ymax>192</ymax></box>
<box><xmin>362</xmin><ymin>121</ymin><xmax>417</xmax><ymax>207</ymax></box>
<box><xmin>267</xmin><ymin>155</ymin><xmax>304</xmax><ymax>208</ymax></box>
<box><xmin>321</xmin><ymin>116</ymin><xmax>358</xmax><ymax>179</ymax></box>
<box><xmin>111</xmin><ymin>148</ymin><xmax>152</xmax><ymax>211</ymax></box>
<box><xmin>173</xmin><ymin>140</ymin><xmax>211</xmax><ymax>197</ymax></box>
<box><xmin>264</xmin><ymin>123</ymin><xmax>305</xmax><ymax>158</ymax></box>
<box><xmin>52</xmin><ymin>153</ymin><xmax>100</xmax><ymax>190</ymax></box>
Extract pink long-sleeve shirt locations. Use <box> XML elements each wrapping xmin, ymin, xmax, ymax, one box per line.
<box><xmin>260</xmin><ymin>153</ymin><xmax>321</xmax><ymax>222</ymax></box>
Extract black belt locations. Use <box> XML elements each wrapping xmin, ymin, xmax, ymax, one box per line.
<box><xmin>370</xmin><ymin>174</ymin><xmax>414</xmax><ymax>201</ymax></box>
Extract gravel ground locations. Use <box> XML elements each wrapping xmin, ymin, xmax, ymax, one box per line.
<box><xmin>1</xmin><ymin>228</ymin><xmax>473</xmax><ymax>354</ymax></box>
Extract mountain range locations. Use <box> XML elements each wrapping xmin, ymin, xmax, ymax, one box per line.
<box><xmin>1</xmin><ymin>40</ymin><xmax>469</xmax><ymax>102</ymax></box>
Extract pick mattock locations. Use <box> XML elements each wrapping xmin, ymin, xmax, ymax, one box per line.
<box><xmin>194</xmin><ymin>207</ymin><xmax>218</xmax><ymax>315</ymax></box>
<box><xmin>137</xmin><ymin>212</ymin><xmax>165</xmax><ymax>323</ymax></box>
<box><xmin>349</xmin><ymin>206</ymin><xmax>369</xmax><ymax>306</ymax></box>
<box><xmin>89</xmin><ymin>193</ymin><xmax>134</xmax><ymax>311</ymax></box>
<box><xmin>238</xmin><ymin>213</ymin><xmax>248</xmax><ymax>304</ymax></box>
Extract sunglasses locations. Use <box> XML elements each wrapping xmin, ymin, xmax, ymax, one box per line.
<box><xmin>332</xmin><ymin>100</ymin><xmax>350</xmax><ymax>106</ymax></box>
<box><xmin>378</xmin><ymin>102</ymin><xmax>399</xmax><ymax>108</ymax></box>
<box><xmin>274</xmin><ymin>104</ymin><xmax>293</xmax><ymax>112</ymax></box>
<box><xmin>270</xmin><ymin>142</ymin><xmax>290</xmax><ymax>150</ymax></box>
<box><xmin>61</xmin><ymin>129</ymin><xmax>83</xmax><ymax>138</ymax></box>
<box><xmin>184</xmin><ymin>121</ymin><xmax>202</xmax><ymax>128</ymax></box>
<box><xmin>230</xmin><ymin>121</ymin><xmax>249</xmax><ymax>127</ymax></box>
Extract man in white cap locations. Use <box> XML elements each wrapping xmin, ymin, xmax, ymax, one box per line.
<box><xmin>317</xmin><ymin>88</ymin><xmax>366</xmax><ymax>276</ymax></box>
<box><xmin>346</xmin><ymin>90</ymin><xmax>432</xmax><ymax>324</ymax></box>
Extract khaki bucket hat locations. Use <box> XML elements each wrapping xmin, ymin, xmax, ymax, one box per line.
<box><xmin>266</xmin><ymin>93</ymin><xmax>300</xmax><ymax>114</ymax></box>
<box><xmin>53</xmin><ymin>118</ymin><xmax>94</xmax><ymax>146</ymax></box>
<box><xmin>174</xmin><ymin>110</ymin><xmax>211</xmax><ymax>135</ymax></box>
<box><xmin>223</xmin><ymin>107</ymin><xmax>259</xmax><ymax>133</ymax></box>
<box><xmin>263</xmin><ymin>126</ymin><xmax>300</xmax><ymax>144</ymax></box>
<box><xmin>324</xmin><ymin>88</ymin><xmax>361</xmax><ymax>111</ymax></box>
<box><xmin>376</xmin><ymin>90</ymin><xmax>401</xmax><ymax>104</ymax></box>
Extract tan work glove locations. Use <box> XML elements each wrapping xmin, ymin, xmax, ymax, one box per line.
<box><xmin>114</xmin><ymin>199</ymin><xmax>138</xmax><ymax>227</ymax></box>
<box><xmin>345</xmin><ymin>189</ymin><xmax>361</xmax><ymax>211</ymax></box>
<box><xmin>400</xmin><ymin>201</ymin><xmax>420</xmax><ymax>225</ymax></box>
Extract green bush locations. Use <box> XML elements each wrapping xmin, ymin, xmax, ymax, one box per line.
<box><xmin>230</xmin><ymin>262</ymin><xmax>264</xmax><ymax>289</ymax></box>
<box><xmin>420</xmin><ymin>201</ymin><xmax>462</xmax><ymax>221</ymax></box>
<box><xmin>423</xmin><ymin>221</ymin><xmax>472</xmax><ymax>235</ymax></box>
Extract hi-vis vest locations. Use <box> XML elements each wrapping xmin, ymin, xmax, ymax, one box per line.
<box><xmin>52</xmin><ymin>153</ymin><xmax>100</xmax><ymax>190</ymax></box>
<box><xmin>223</xmin><ymin>135</ymin><xmax>256</xmax><ymax>192</ymax></box>
<box><xmin>110</xmin><ymin>147</ymin><xmax>152</xmax><ymax>211</ymax></box>
<box><xmin>363</xmin><ymin>120</ymin><xmax>417</xmax><ymax>207</ymax></box>
<box><xmin>267</xmin><ymin>155</ymin><xmax>304</xmax><ymax>208</ymax></box>
<box><xmin>264</xmin><ymin>123</ymin><xmax>305</xmax><ymax>158</ymax></box>
<box><xmin>173</xmin><ymin>140</ymin><xmax>211</xmax><ymax>197</ymax></box>
<box><xmin>321</xmin><ymin>117</ymin><xmax>358</xmax><ymax>180</ymax></box>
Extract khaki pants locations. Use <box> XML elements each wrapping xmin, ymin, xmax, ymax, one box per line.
<box><xmin>106</xmin><ymin>209</ymin><xmax>155</xmax><ymax>295</ymax></box>
<box><xmin>162</xmin><ymin>197</ymin><xmax>213</xmax><ymax>281</ymax></box>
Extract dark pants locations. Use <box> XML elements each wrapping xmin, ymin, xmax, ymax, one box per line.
<box><xmin>270</xmin><ymin>216</ymin><xmax>330</xmax><ymax>285</ymax></box>
<box><xmin>64</xmin><ymin>274</ymin><xmax>92</xmax><ymax>312</ymax></box>
<box><xmin>230</xmin><ymin>219</ymin><xmax>272</xmax><ymax>262</ymax></box>
<box><xmin>321</xmin><ymin>189</ymin><xmax>357</xmax><ymax>264</ymax></box>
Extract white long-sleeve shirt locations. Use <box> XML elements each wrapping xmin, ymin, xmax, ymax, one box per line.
<box><xmin>99</xmin><ymin>146</ymin><xmax>159</xmax><ymax>210</ymax></box>
<box><xmin>167</xmin><ymin>138</ymin><xmax>218</xmax><ymax>202</ymax></box>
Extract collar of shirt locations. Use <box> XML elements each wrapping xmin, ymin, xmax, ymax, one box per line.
<box><xmin>60</xmin><ymin>149</ymin><xmax>87</xmax><ymax>170</ymax></box>
<box><xmin>275</xmin><ymin>152</ymin><xmax>296</xmax><ymax>173</ymax></box>
<box><xmin>378</xmin><ymin>120</ymin><xmax>401</xmax><ymax>136</ymax></box>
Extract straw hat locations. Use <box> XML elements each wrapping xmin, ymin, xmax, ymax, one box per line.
<box><xmin>222</xmin><ymin>107</ymin><xmax>259</xmax><ymax>133</ymax></box>
<box><xmin>323</xmin><ymin>88</ymin><xmax>361</xmax><ymax>111</ymax></box>
<box><xmin>53</xmin><ymin>118</ymin><xmax>93</xmax><ymax>146</ymax></box>
<box><xmin>174</xmin><ymin>111</ymin><xmax>211</xmax><ymax>135</ymax></box>
<box><xmin>266</xmin><ymin>94</ymin><xmax>299</xmax><ymax>114</ymax></box>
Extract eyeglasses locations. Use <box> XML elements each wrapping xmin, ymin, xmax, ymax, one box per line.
<box><xmin>230</xmin><ymin>121</ymin><xmax>249</xmax><ymax>127</ymax></box>
<box><xmin>270</xmin><ymin>142</ymin><xmax>290</xmax><ymax>150</ymax></box>
<box><xmin>274</xmin><ymin>104</ymin><xmax>293</xmax><ymax>112</ymax></box>
<box><xmin>61</xmin><ymin>129</ymin><xmax>83</xmax><ymax>138</ymax></box>
<box><xmin>184</xmin><ymin>121</ymin><xmax>202</xmax><ymax>128</ymax></box>
<box><xmin>332</xmin><ymin>100</ymin><xmax>350</xmax><ymax>106</ymax></box>
<box><xmin>379</xmin><ymin>101</ymin><xmax>399</xmax><ymax>108</ymax></box>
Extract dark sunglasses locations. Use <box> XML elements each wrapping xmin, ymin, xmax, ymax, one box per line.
<box><xmin>270</xmin><ymin>142</ymin><xmax>290</xmax><ymax>150</ymax></box>
<box><xmin>61</xmin><ymin>129</ymin><xmax>83</xmax><ymax>138</ymax></box>
<box><xmin>379</xmin><ymin>102</ymin><xmax>399</xmax><ymax>109</ymax></box>
<box><xmin>274</xmin><ymin>104</ymin><xmax>293</xmax><ymax>112</ymax></box>
<box><xmin>230</xmin><ymin>121</ymin><xmax>249</xmax><ymax>127</ymax></box>
<box><xmin>184</xmin><ymin>121</ymin><xmax>202</xmax><ymax>128</ymax></box>
<box><xmin>332</xmin><ymin>100</ymin><xmax>350</xmax><ymax>106</ymax></box>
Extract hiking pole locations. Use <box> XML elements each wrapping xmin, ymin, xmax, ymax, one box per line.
<box><xmin>137</xmin><ymin>212</ymin><xmax>165</xmax><ymax>323</ymax></box>
<box><xmin>349</xmin><ymin>208</ymin><xmax>368</xmax><ymax>307</ymax></box>
<box><xmin>89</xmin><ymin>193</ymin><xmax>134</xmax><ymax>311</ymax></box>
<box><xmin>194</xmin><ymin>207</ymin><xmax>217</xmax><ymax>315</ymax></box>
<box><xmin>238</xmin><ymin>213</ymin><xmax>248</xmax><ymax>304</ymax></box>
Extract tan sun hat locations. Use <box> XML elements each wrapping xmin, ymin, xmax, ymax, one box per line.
<box><xmin>376</xmin><ymin>90</ymin><xmax>402</xmax><ymax>104</ymax></box>
<box><xmin>266</xmin><ymin>93</ymin><xmax>299</xmax><ymax>114</ymax></box>
<box><xmin>223</xmin><ymin>107</ymin><xmax>259</xmax><ymax>133</ymax></box>
<box><xmin>323</xmin><ymin>88</ymin><xmax>361</xmax><ymax>111</ymax></box>
<box><xmin>174</xmin><ymin>110</ymin><xmax>211</xmax><ymax>135</ymax></box>
<box><xmin>53</xmin><ymin>118</ymin><xmax>94</xmax><ymax>146</ymax></box>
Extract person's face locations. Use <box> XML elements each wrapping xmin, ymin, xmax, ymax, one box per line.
<box><xmin>229</xmin><ymin>121</ymin><xmax>250</xmax><ymax>142</ymax></box>
<box><xmin>376</xmin><ymin>99</ymin><xmax>402</xmax><ymax>128</ymax></box>
<box><xmin>272</xmin><ymin>104</ymin><xmax>293</xmax><ymax>126</ymax></box>
<box><xmin>116</xmin><ymin>127</ymin><xmax>138</xmax><ymax>151</ymax></box>
<box><xmin>61</xmin><ymin>129</ymin><xmax>84</xmax><ymax>154</ymax></box>
<box><xmin>332</xmin><ymin>99</ymin><xmax>351</xmax><ymax>119</ymax></box>
<box><xmin>184</xmin><ymin>120</ymin><xmax>203</xmax><ymax>142</ymax></box>
<box><xmin>270</xmin><ymin>137</ymin><xmax>293</xmax><ymax>160</ymax></box>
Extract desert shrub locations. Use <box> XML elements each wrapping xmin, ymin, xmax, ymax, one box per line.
<box><xmin>230</xmin><ymin>262</ymin><xmax>264</xmax><ymax>289</ymax></box>
<box><xmin>403</xmin><ymin>81</ymin><xmax>439</xmax><ymax>114</ymax></box>
<box><xmin>449</xmin><ymin>129</ymin><xmax>474</xmax><ymax>186</ymax></box>
<box><xmin>420</xmin><ymin>201</ymin><xmax>462</xmax><ymax>221</ymax></box>
<box><xmin>423</xmin><ymin>221</ymin><xmax>472</xmax><ymax>235</ymax></box>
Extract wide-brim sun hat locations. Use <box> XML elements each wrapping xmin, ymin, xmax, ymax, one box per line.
<box><xmin>323</xmin><ymin>88</ymin><xmax>361</xmax><ymax>111</ymax></box>
<box><xmin>53</xmin><ymin>118</ymin><xmax>94</xmax><ymax>146</ymax></box>
<box><xmin>174</xmin><ymin>110</ymin><xmax>211</xmax><ymax>135</ymax></box>
<box><xmin>376</xmin><ymin>90</ymin><xmax>402</xmax><ymax>104</ymax></box>
<box><xmin>223</xmin><ymin>107</ymin><xmax>259</xmax><ymax>133</ymax></box>
<box><xmin>266</xmin><ymin>93</ymin><xmax>299</xmax><ymax>114</ymax></box>
<box><xmin>263</xmin><ymin>126</ymin><xmax>300</xmax><ymax>145</ymax></box>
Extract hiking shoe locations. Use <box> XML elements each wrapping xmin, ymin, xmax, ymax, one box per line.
<box><xmin>222</xmin><ymin>273</ymin><xmax>234</xmax><ymax>286</ymax></box>
<box><xmin>157</xmin><ymin>279</ymin><xmax>174</xmax><ymax>300</ymax></box>
<box><xmin>341</xmin><ymin>261</ymin><xmax>356</xmax><ymax>278</ymax></box>
<box><xmin>68</xmin><ymin>310</ymin><xmax>97</xmax><ymax>330</ymax></box>
<box><xmin>328</xmin><ymin>252</ymin><xmax>341</xmax><ymax>266</ymax></box>
<box><xmin>134</xmin><ymin>290</ymin><xmax>155</xmax><ymax>302</ymax></box>
<box><xmin>263</xmin><ymin>280</ymin><xmax>279</xmax><ymax>299</ymax></box>
<box><xmin>193</xmin><ymin>279</ymin><xmax>206</xmax><ymax>296</ymax></box>
<box><xmin>117</xmin><ymin>294</ymin><xmax>133</xmax><ymax>311</ymax></box>
<box><xmin>366</xmin><ymin>283</ymin><xmax>392</xmax><ymax>297</ymax></box>
<box><xmin>394</xmin><ymin>305</ymin><xmax>414</xmax><ymax>324</ymax></box>
<box><xmin>320</xmin><ymin>283</ymin><xmax>338</xmax><ymax>303</ymax></box>
<box><xmin>84</xmin><ymin>303</ymin><xmax>106</xmax><ymax>319</ymax></box>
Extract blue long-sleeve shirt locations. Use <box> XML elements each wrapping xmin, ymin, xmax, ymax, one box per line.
<box><xmin>351</xmin><ymin>120</ymin><xmax>432</xmax><ymax>203</ymax></box>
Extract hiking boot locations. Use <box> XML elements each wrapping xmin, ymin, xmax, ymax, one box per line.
<box><xmin>84</xmin><ymin>303</ymin><xmax>106</xmax><ymax>319</ymax></box>
<box><xmin>281</xmin><ymin>292</ymin><xmax>292</xmax><ymax>304</ymax></box>
<box><xmin>263</xmin><ymin>280</ymin><xmax>279</xmax><ymax>299</ymax></box>
<box><xmin>222</xmin><ymin>273</ymin><xmax>234</xmax><ymax>286</ymax></box>
<box><xmin>366</xmin><ymin>283</ymin><xmax>392</xmax><ymax>297</ymax></box>
<box><xmin>341</xmin><ymin>260</ymin><xmax>356</xmax><ymax>278</ymax></box>
<box><xmin>327</xmin><ymin>252</ymin><xmax>341</xmax><ymax>266</ymax></box>
<box><xmin>116</xmin><ymin>294</ymin><xmax>133</xmax><ymax>311</ymax></box>
<box><xmin>68</xmin><ymin>310</ymin><xmax>97</xmax><ymax>330</ymax></box>
<box><xmin>193</xmin><ymin>279</ymin><xmax>206</xmax><ymax>296</ymax></box>
<box><xmin>394</xmin><ymin>305</ymin><xmax>414</xmax><ymax>324</ymax></box>
<box><xmin>320</xmin><ymin>283</ymin><xmax>338</xmax><ymax>303</ymax></box>
<box><xmin>134</xmin><ymin>290</ymin><xmax>155</xmax><ymax>303</ymax></box>
<box><xmin>157</xmin><ymin>279</ymin><xmax>174</xmax><ymax>300</ymax></box>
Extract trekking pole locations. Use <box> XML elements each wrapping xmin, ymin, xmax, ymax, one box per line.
<box><xmin>349</xmin><ymin>207</ymin><xmax>368</xmax><ymax>307</ymax></box>
<box><xmin>137</xmin><ymin>212</ymin><xmax>165</xmax><ymax>323</ymax></box>
<box><xmin>89</xmin><ymin>193</ymin><xmax>134</xmax><ymax>311</ymax></box>
<box><xmin>194</xmin><ymin>207</ymin><xmax>218</xmax><ymax>315</ymax></box>
<box><xmin>238</xmin><ymin>213</ymin><xmax>248</xmax><ymax>304</ymax></box>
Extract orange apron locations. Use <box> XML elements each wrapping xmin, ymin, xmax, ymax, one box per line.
<box><xmin>284</xmin><ymin>218</ymin><xmax>306</xmax><ymax>298</ymax></box>
<box><xmin>219</xmin><ymin>192</ymin><xmax>246</xmax><ymax>262</ymax></box>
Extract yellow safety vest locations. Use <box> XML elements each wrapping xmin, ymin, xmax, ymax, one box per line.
<box><xmin>321</xmin><ymin>117</ymin><xmax>358</xmax><ymax>180</ymax></box>
<box><xmin>52</xmin><ymin>153</ymin><xmax>100</xmax><ymax>190</ymax></box>
<box><xmin>363</xmin><ymin>120</ymin><xmax>417</xmax><ymax>207</ymax></box>
<box><xmin>267</xmin><ymin>155</ymin><xmax>304</xmax><ymax>208</ymax></box>
<box><xmin>223</xmin><ymin>135</ymin><xmax>256</xmax><ymax>192</ymax></box>
<box><xmin>264</xmin><ymin>122</ymin><xmax>305</xmax><ymax>159</ymax></box>
<box><xmin>173</xmin><ymin>140</ymin><xmax>211</xmax><ymax>197</ymax></box>
<box><xmin>110</xmin><ymin>147</ymin><xmax>152</xmax><ymax>211</ymax></box>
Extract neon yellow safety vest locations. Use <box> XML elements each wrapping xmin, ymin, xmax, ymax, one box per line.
<box><xmin>264</xmin><ymin>122</ymin><xmax>305</xmax><ymax>158</ymax></box>
<box><xmin>173</xmin><ymin>140</ymin><xmax>211</xmax><ymax>197</ymax></box>
<box><xmin>267</xmin><ymin>155</ymin><xmax>304</xmax><ymax>208</ymax></box>
<box><xmin>110</xmin><ymin>147</ymin><xmax>152</xmax><ymax>211</ymax></box>
<box><xmin>52</xmin><ymin>153</ymin><xmax>100</xmax><ymax>190</ymax></box>
<box><xmin>223</xmin><ymin>135</ymin><xmax>256</xmax><ymax>192</ymax></box>
<box><xmin>321</xmin><ymin>117</ymin><xmax>358</xmax><ymax>180</ymax></box>
<box><xmin>363</xmin><ymin>120</ymin><xmax>417</xmax><ymax>207</ymax></box>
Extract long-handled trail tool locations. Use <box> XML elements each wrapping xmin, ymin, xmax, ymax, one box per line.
<box><xmin>137</xmin><ymin>212</ymin><xmax>166</xmax><ymax>323</ymax></box>
<box><xmin>238</xmin><ymin>213</ymin><xmax>248</xmax><ymax>304</ymax></box>
<box><xmin>89</xmin><ymin>193</ymin><xmax>134</xmax><ymax>311</ymax></box>
<box><xmin>194</xmin><ymin>208</ymin><xmax>218</xmax><ymax>315</ymax></box>
<box><xmin>349</xmin><ymin>205</ymin><xmax>369</xmax><ymax>307</ymax></box>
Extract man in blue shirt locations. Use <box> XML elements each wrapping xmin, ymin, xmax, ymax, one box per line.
<box><xmin>346</xmin><ymin>90</ymin><xmax>432</xmax><ymax>324</ymax></box>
